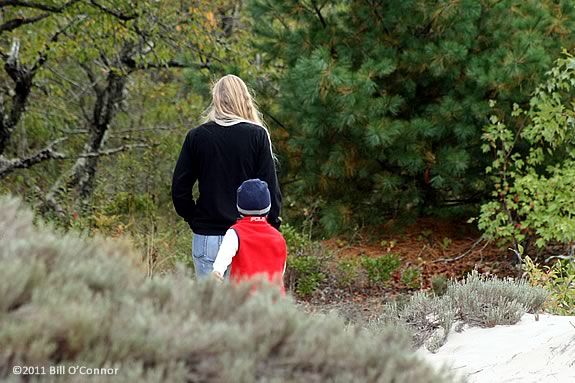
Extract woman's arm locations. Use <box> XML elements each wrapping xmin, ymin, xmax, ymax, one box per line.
<box><xmin>172</xmin><ymin>131</ymin><xmax>198</xmax><ymax>224</ymax></box>
<box><xmin>255</xmin><ymin>129</ymin><xmax>282</xmax><ymax>230</ymax></box>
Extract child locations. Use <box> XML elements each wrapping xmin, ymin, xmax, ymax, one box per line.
<box><xmin>211</xmin><ymin>179</ymin><xmax>287</xmax><ymax>291</ymax></box>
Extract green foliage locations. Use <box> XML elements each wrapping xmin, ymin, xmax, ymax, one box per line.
<box><xmin>335</xmin><ymin>257</ymin><xmax>360</xmax><ymax>290</ymax></box>
<box><xmin>282</xmin><ymin>223</ymin><xmax>311</xmax><ymax>255</ymax></box>
<box><xmin>283</xmin><ymin>223</ymin><xmax>327</xmax><ymax>297</ymax></box>
<box><xmin>431</xmin><ymin>275</ymin><xmax>449</xmax><ymax>296</ymax></box>
<box><xmin>0</xmin><ymin>196</ymin><xmax>454</xmax><ymax>383</ymax></box>
<box><xmin>376</xmin><ymin>271</ymin><xmax>548</xmax><ymax>351</ymax></box>
<box><xmin>249</xmin><ymin>0</ymin><xmax>575</xmax><ymax>232</ymax></box>
<box><xmin>523</xmin><ymin>256</ymin><xmax>575</xmax><ymax>315</ymax></box>
<box><xmin>478</xmin><ymin>54</ymin><xmax>575</xmax><ymax>252</ymax></box>
<box><xmin>362</xmin><ymin>254</ymin><xmax>401</xmax><ymax>286</ymax></box>
<box><xmin>287</xmin><ymin>253</ymin><xmax>326</xmax><ymax>298</ymax></box>
<box><xmin>440</xmin><ymin>237</ymin><xmax>452</xmax><ymax>251</ymax></box>
<box><xmin>401</xmin><ymin>266</ymin><xmax>422</xmax><ymax>289</ymax></box>
<box><xmin>103</xmin><ymin>192</ymin><xmax>156</xmax><ymax>216</ymax></box>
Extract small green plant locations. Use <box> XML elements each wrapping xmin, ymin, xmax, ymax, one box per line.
<box><xmin>440</xmin><ymin>237</ymin><xmax>452</xmax><ymax>251</ymax></box>
<box><xmin>336</xmin><ymin>258</ymin><xmax>360</xmax><ymax>290</ymax></box>
<box><xmin>401</xmin><ymin>266</ymin><xmax>421</xmax><ymax>289</ymax></box>
<box><xmin>287</xmin><ymin>254</ymin><xmax>325</xmax><ymax>297</ymax></box>
<box><xmin>380</xmin><ymin>239</ymin><xmax>397</xmax><ymax>252</ymax></box>
<box><xmin>282</xmin><ymin>223</ymin><xmax>311</xmax><ymax>256</ymax></box>
<box><xmin>417</xmin><ymin>229</ymin><xmax>433</xmax><ymax>243</ymax></box>
<box><xmin>523</xmin><ymin>256</ymin><xmax>575</xmax><ymax>315</ymax></box>
<box><xmin>283</xmin><ymin>223</ymin><xmax>326</xmax><ymax>297</ymax></box>
<box><xmin>431</xmin><ymin>275</ymin><xmax>449</xmax><ymax>296</ymax></box>
<box><xmin>362</xmin><ymin>254</ymin><xmax>401</xmax><ymax>285</ymax></box>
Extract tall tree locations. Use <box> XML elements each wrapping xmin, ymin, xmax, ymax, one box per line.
<box><xmin>249</xmin><ymin>0</ymin><xmax>575</xmax><ymax>233</ymax></box>
<box><xmin>0</xmin><ymin>0</ymin><xmax>227</xmax><ymax>212</ymax></box>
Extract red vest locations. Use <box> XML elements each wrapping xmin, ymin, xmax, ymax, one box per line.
<box><xmin>230</xmin><ymin>216</ymin><xmax>287</xmax><ymax>290</ymax></box>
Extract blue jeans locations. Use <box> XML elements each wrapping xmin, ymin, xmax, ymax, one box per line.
<box><xmin>192</xmin><ymin>233</ymin><xmax>224</xmax><ymax>278</ymax></box>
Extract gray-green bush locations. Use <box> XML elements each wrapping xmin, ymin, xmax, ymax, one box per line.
<box><xmin>376</xmin><ymin>271</ymin><xmax>548</xmax><ymax>352</ymax></box>
<box><xmin>0</xmin><ymin>197</ymin><xmax>453</xmax><ymax>383</ymax></box>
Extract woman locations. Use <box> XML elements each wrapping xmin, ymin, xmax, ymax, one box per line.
<box><xmin>172</xmin><ymin>74</ymin><xmax>282</xmax><ymax>278</ymax></box>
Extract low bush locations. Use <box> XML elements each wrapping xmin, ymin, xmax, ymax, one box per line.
<box><xmin>335</xmin><ymin>258</ymin><xmax>360</xmax><ymax>290</ymax></box>
<box><xmin>523</xmin><ymin>256</ymin><xmax>575</xmax><ymax>315</ymax></box>
<box><xmin>362</xmin><ymin>254</ymin><xmax>401</xmax><ymax>286</ymax></box>
<box><xmin>1</xmin><ymin>197</ymin><xmax>455</xmax><ymax>382</ymax></box>
<box><xmin>376</xmin><ymin>271</ymin><xmax>548</xmax><ymax>352</ymax></box>
<box><xmin>283</xmin><ymin>223</ymin><xmax>329</xmax><ymax>297</ymax></box>
<box><xmin>401</xmin><ymin>266</ymin><xmax>422</xmax><ymax>289</ymax></box>
<box><xmin>287</xmin><ymin>254</ymin><xmax>326</xmax><ymax>297</ymax></box>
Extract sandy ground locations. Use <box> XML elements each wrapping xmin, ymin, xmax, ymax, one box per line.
<box><xmin>419</xmin><ymin>314</ymin><xmax>575</xmax><ymax>383</ymax></box>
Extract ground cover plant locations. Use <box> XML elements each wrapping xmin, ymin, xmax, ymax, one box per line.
<box><xmin>375</xmin><ymin>271</ymin><xmax>548</xmax><ymax>352</ymax></box>
<box><xmin>0</xmin><ymin>196</ymin><xmax>454</xmax><ymax>383</ymax></box>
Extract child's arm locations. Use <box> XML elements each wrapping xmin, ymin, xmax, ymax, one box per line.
<box><xmin>212</xmin><ymin>229</ymin><xmax>239</xmax><ymax>279</ymax></box>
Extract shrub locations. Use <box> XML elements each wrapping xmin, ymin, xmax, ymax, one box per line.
<box><xmin>283</xmin><ymin>223</ymin><xmax>328</xmax><ymax>297</ymax></box>
<box><xmin>377</xmin><ymin>292</ymin><xmax>455</xmax><ymax>352</ymax></box>
<box><xmin>431</xmin><ymin>275</ymin><xmax>449</xmax><ymax>296</ymax></box>
<box><xmin>401</xmin><ymin>267</ymin><xmax>422</xmax><ymax>289</ymax></box>
<box><xmin>282</xmin><ymin>223</ymin><xmax>311</xmax><ymax>256</ymax></box>
<box><xmin>287</xmin><ymin>253</ymin><xmax>326</xmax><ymax>297</ymax></box>
<box><xmin>446</xmin><ymin>271</ymin><xmax>548</xmax><ymax>327</ymax></box>
<box><xmin>375</xmin><ymin>271</ymin><xmax>548</xmax><ymax>351</ymax></box>
<box><xmin>478</xmin><ymin>54</ymin><xmax>575</xmax><ymax>255</ymax></box>
<box><xmin>2</xmin><ymin>197</ymin><xmax>457</xmax><ymax>383</ymax></box>
<box><xmin>523</xmin><ymin>256</ymin><xmax>575</xmax><ymax>315</ymax></box>
<box><xmin>362</xmin><ymin>254</ymin><xmax>401</xmax><ymax>286</ymax></box>
<box><xmin>335</xmin><ymin>258</ymin><xmax>360</xmax><ymax>290</ymax></box>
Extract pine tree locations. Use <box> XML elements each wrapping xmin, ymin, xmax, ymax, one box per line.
<box><xmin>249</xmin><ymin>0</ymin><xmax>575</xmax><ymax>233</ymax></box>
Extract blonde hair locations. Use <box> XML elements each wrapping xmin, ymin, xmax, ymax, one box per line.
<box><xmin>205</xmin><ymin>74</ymin><xmax>275</xmax><ymax>159</ymax></box>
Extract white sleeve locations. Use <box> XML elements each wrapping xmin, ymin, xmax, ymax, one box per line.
<box><xmin>212</xmin><ymin>229</ymin><xmax>239</xmax><ymax>275</ymax></box>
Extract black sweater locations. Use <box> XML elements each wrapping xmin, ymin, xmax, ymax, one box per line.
<box><xmin>172</xmin><ymin>121</ymin><xmax>282</xmax><ymax>235</ymax></box>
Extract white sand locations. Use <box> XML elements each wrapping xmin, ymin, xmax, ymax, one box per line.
<box><xmin>419</xmin><ymin>314</ymin><xmax>575</xmax><ymax>383</ymax></box>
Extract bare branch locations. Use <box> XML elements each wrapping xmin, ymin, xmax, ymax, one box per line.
<box><xmin>0</xmin><ymin>137</ymin><xmax>151</xmax><ymax>179</ymax></box>
<box><xmin>78</xmin><ymin>143</ymin><xmax>149</xmax><ymax>158</ymax></box>
<box><xmin>433</xmin><ymin>237</ymin><xmax>490</xmax><ymax>263</ymax></box>
<box><xmin>0</xmin><ymin>12</ymin><xmax>50</xmax><ymax>34</ymax></box>
<box><xmin>311</xmin><ymin>0</ymin><xmax>327</xmax><ymax>28</ymax></box>
<box><xmin>0</xmin><ymin>0</ymin><xmax>80</xmax><ymax>12</ymax></box>
<box><xmin>125</xmin><ymin>59</ymin><xmax>211</xmax><ymax>71</ymax></box>
<box><xmin>88</xmin><ymin>0</ymin><xmax>137</xmax><ymax>22</ymax></box>
<box><xmin>0</xmin><ymin>137</ymin><xmax>67</xmax><ymax>178</ymax></box>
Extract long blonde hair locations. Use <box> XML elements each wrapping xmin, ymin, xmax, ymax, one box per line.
<box><xmin>205</xmin><ymin>74</ymin><xmax>275</xmax><ymax>159</ymax></box>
